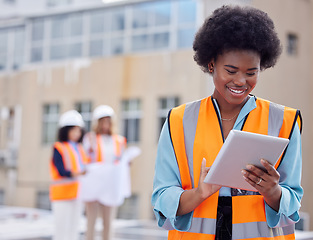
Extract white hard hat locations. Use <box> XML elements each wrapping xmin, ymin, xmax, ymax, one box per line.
<box><xmin>93</xmin><ymin>105</ymin><xmax>114</xmax><ymax>120</ymax></box>
<box><xmin>59</xmin><ymin>110</ymin><xmax>85</xmax><ymax>128</ymax></box>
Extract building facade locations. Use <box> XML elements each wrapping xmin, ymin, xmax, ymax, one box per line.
<box><xmin>0</xmin><ymin>0</ymin><xmax>312</xmax><ymax>229</ymax></box>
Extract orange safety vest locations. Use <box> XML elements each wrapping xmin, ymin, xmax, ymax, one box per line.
<box><xmin>50</xmin><ymin>142</ymin><xmax>88</xmax><ymax>201</ymax></box>
<box><xmin>88</xmin><ymin>134</ymin><xmax>126</xmax><ymax>164</ymax></box>
<box><xmin>168</xmin><ymin>96</ymin><xmax>302</xmax><ymax>240</ymax></box>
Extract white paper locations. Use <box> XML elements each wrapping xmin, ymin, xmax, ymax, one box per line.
<box><xmin>78</xmin><ymin>146</ymin><xmax>141</xmax><ymax>206</ymax></box>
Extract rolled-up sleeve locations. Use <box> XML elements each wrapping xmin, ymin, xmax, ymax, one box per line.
<box><xmin>151</xmin><ymin>119</ymin><xmax>193</xmax><ymax>231</ymax></box>
<box><xmin>265</xmin><ymin>123</ymin><xmax>303</xmax><ymax>227</ymax></box>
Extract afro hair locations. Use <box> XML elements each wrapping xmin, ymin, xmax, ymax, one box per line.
<box><xmin>193</xmin><ymin>5</ymin><xmax>282</xmax><ymax>73</ymax></box>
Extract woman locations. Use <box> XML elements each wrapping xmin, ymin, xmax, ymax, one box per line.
<box><xmin>152</xmin><ymin>5</ymin><xmax>303</xmax><ymax>240</ymax></box>
<box><xmin>83</xmin><ymin>105</ymin><xmax>127</xmax><ymax>240</ymax></box>
<box><xmin>50</xmin><ymin>110</ymin><xmax>88</xmax><ymax>240</ymax></box>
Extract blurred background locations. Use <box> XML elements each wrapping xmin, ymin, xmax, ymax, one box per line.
<box><xmin>0</xmin><ymin>0</ymin><xmax>312</xmax><ymax>239</ymax></box>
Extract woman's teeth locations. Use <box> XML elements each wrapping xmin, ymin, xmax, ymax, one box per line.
<box><xmin>228</xmin><ymin>87</ymin><xmax>245</xmax><ymax>94</ymax></box>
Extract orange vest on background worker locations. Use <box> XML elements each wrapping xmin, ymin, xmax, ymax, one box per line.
<box><xmin>87</xmin><ymin>133</ymin><xmax>126</xmax><ymax>164</ymax></box>
<box><xmin>88</xmin><ymin>104</ymin><xmax>127</xmax><ymax>164</ymax></box>
<box><xmin>168</xmin><ymin>96</ymin><xmax>302</xmax><ymax>240</ymax></box>
<box><xmin>50</xmin><ymin>141</ymin><xmax>89</xmax><ymax>201</ymax></box>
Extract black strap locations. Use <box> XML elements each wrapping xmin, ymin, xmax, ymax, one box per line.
<box><xmin>215</xmin><ymin>197</ymin><xmax>232</xmax><ymax>240</ymax></box>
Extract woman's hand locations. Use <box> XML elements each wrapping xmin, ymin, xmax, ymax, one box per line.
<box><xmin>241</xmin><ymin>159</ymin><xmax>282</xmax><ymax>211</ymax></box>
<box><xmin>196</xmin><ymin>158</ymin><xmax>222</xmax><ymax>200</ymax></box>
<box><xmin>177</xmin><ymin>158</ymin><xmax>221</xmax><ymax>216</ymax></box>
<box><xmin>71</xmin><ymin>170</ymin><xmax>87</xmax><ymax>178</ymax></box>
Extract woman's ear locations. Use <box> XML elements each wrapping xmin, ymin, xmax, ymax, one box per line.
<box><xmin>208</xmin><ymin>62</ymin><xmax>214</xmax><ymax>73</ymax></box>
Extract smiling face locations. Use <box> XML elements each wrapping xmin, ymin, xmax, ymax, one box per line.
<box><xmin>210</xmin><ymin>50</ymin><xmax>260</xmax><ymax>110</ymax></box>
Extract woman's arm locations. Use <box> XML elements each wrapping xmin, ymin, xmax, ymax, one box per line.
<box><xmin>152</xmin><ymin>120</ymin><xmax>221</xmax><ymax>230</ymax></box>
<box><xmin>52</xmin><ymin>147</ymin><xmax>72</xmax><ymax>177</ymax></box>
<box><xmin>152</xmin><ymin>120</ymin><xmax>192</xmax><ymax>231</ymax></box>
<box><xmin>177</xmin><ymin>159</ymin><xmax>221</xmax><ymax>216</ymax></box>
<box><xmin>242</xmin><ymin>123</ymin><xmax>303</xmax><ymax>227</ymax></box>
<box><xmin>267</xmin><ymin>122</ymin><xmax>303</xmax><ymax>227</ymax></box>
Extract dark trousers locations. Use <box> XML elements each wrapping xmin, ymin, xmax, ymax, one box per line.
<box><xmin>215</xmin><ymin>197</ymin><xmax>232</xmax><ymax>240</ymax></box>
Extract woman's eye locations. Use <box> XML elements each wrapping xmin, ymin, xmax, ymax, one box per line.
<box><xmin>246</xmin><ymin>72</ymin><xmax>256</xmax><ymax>76</ymax></box>
<box><xmin>225</xmin><ymin>69</ymin><xmax>236</xmax><ymax>74</ymax></box>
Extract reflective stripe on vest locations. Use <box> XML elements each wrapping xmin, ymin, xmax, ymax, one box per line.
<box><xmin>168</xmin><ymin>96</ymin><xmax>301</xmax><ymax>240</ymax></box>
<box><xmin>94</xmin><ymin>134</ymin><xmax>126</xmax><ymax>164</ymax></box>
<box><xmin>50</xmin><ymin>142</ymin><xmax>88</xmax><ymax>201</ymax></box>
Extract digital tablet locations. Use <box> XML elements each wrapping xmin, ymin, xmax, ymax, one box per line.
<box><xmin>203</xmin><ymin>130</ymin><xmax>289</xmax><ymax>191</ymax></box>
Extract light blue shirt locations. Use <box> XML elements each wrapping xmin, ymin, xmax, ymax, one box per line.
<box><xmin>151</xmin><ymin>96</ymin><xmax>303</xmax><ymax>231</ymax></box>
<box><xmin>69</xmin><ymin>141</ymin><xmax>86</xmax><ymax>172</ymax></box>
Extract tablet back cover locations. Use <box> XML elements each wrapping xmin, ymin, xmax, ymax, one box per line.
<box><xmin>204</xmin><ymin>130</ymin><xmax>289</xmax><ymax>191</ymax></box>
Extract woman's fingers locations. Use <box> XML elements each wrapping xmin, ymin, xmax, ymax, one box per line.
<box><xmin>200</xmin><ymin>158</ymin><xmax>209</xmax><ymax>181</ymax></box>
<box><xmin>242</xmin><ymin>169</ymin><xmax>263</xmax><ymax>186</ymax></box>
<box><xmin>260</xmin><ymin>159</ymin><xmax>280</xmax><ymax>178</ymax></box>
<box><xmin>242</xmin><ymin>159</ymin><xmax>280</xmax><ymax>191</ymax></box>
<box><xmin>201</xmin><ymin>158</ymin><xmax>206</xmax><ymax>171</ymax></box>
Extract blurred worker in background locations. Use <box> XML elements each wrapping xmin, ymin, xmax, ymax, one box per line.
<box><xmin>49</xmin><ymin>110</ymin><xmax>88</xmax><ymax>240</ymax></box>
<box><xmin>83</xmin><ymin>105</ymin><xmax>127</xmax><ymax>240</ymax></box>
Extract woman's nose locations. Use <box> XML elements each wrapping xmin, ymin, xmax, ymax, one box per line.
<box><xmin>233</xmin><ymin>73</ymin><xmax>246</xmax><ymax>86</ymax></box>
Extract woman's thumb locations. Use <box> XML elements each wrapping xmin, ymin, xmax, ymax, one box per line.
<box><xmin>201</xmin><ymin>158</ymin><xmax>206</xmax><ymax>173</ymax></box>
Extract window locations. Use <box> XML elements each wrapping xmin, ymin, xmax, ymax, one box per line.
<box><xmin>158</xmin><ymin>97</ymin><xmax>179</xmax><ymax>135</ymax></box>
<box><xmin>0</xmin><ymin>29</ymin><xmax>8</xmax><ymax>70</ymax></box>
<box><xmin>7</xmin><ymin>108</ymin><xmax>15</xmax><ymax>141</ymax></box>
<box><xmin>121</xmin><ymin>99</ymin><xmax>142</xmax><ymax>143</ymax></box>
<box><xmin>13</xmin><ymin>27</ymin><xmax>25</xmax><ymax>70</ymax></box>
<box><xmin>31</xmin><ymin>18</ymin><xmax>45</xmax><ymax>62</ymax></box>
<box><xmin>132</xmin><ymin>34</ymin><xmax>151</xmax><ymax>51</ymax></box>
<box><xmin>75</xmin><ymin>101</ymin><xmax>92</xmax><ymax>132</ymax></box>
<box><xmin>131</xmin><ymin>1</ymin><xmax>171</xmax><ymax>52</ymax></box>
<box><xmin>111</xmin><ymin>9</ymin><xmax>125</xmax><ymax>31</ymax></box>
<box><xmin>88</xmin><ymin>8</ymin><xmax>125</xmax><ymax>57</ymax></box>
<box><xmin>50</xmin><ymin>15</ymin><xmax>68</xmax><ymax>60</ymax></box>
<box><xmin>49</xmin><ymin>13</ymin><xmax>84</xmax><ymax>60</ymax></box>
<box><xmin>42</xmin><ymin>103</ymin><xmax>59</xmax><ymax>144</ymax></box>
<box><xmin>89</xmin><ymin>39</ymin><xmax>104</xmax><ymax>57</ymax></box>
<box><xmin>69</xmin><ymin>13</ymin><xmax>83</xmax><ymax>37</ymax></box>
<box><xmin>111</xmin><ymin>37</ymin><xmax>124</xmax><ymax>55</ymax></box>
<box><xmin>23</xmin><ymin>0</ymin><xmax>197</xmax><ymax>65</ymax></box>
<box><xmin>0</xmin><ymin>189</ymin><xmax>4</xmax><ymax>204</ymax></box>
<box><xmin>178</xmin><ymin>0</ymin><xmax>196</xmax><ymax>24</ymax></box>
<box><xmin>0</xmin><ymin>107</ymin><xmax>9</xmax><ymax>147</ymax></box>
<box><xmin>154</xmin><ymin>32</ymin><xmax>169</xmax><ymax>49</ymax></box>
<box><xmin>132</xmin><ymin>3</ymin><xmax>151</xmax><ymax>29</ymax></box>
<box><xmin>178</xmin><ymin>28</ymin><xmax>195</xmax><ymax>48</ymax></box>
<box><xmin>36</xmin><ymin>191</ymin><xmax>51</xmax><ymax>210</ymax></box>
<box><xmin>89</xmin><ymin>10</ymin><xmax>108</xmax><ymax>34</ymax></box>
<box><xmin>177</xmin><ymin>0</ymin><xmax>196</xmax><ymax>48</ymax></box>
<box><xmin>132</xmin><ymin>1</ymin><xmax>170</xmax><ymax>28</ymax></box>
<box><xmin>31</xmin><ymin>19</ymin><xmax>45</xmax><ymax>42</ymax></box>
<box><xmin>0</xmin><ymin>27</ymin><xmax>25</xmax><ymax>70</ymax></box>
<box><xmin>153</xmin><ymin>1</ymin><xmax>171</xmax><ymax>26</ymax></box>
<box><xmin>88</xmin><ymin>10</ymin><xmax>110</xmax><ymax>57</ymax></box>
<box><xmin>287</xmin><ymin>33</ymin><xmax>298</xmax><ymax>56</ymax></box>
<box><xmin>51</xmin><ymin>15</ymin><xmax>68</xmax><ymax>39</ymax></box>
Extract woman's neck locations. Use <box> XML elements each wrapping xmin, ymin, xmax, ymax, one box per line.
<box><xmin>212</xmin><ymin>93</ymin><xmax>249</xmax><ymax>116</ymax></box>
